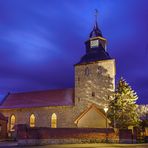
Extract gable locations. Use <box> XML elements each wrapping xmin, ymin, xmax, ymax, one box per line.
<box><xmin>75</xmin><ymin>105</ymin><xmax>109</xmax><ymax>128</ymax></box>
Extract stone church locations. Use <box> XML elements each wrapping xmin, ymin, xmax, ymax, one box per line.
<box><xmin>0</xmin><ymin>17</ymin><xmax>116</xmax><ymax>136</ymax></box>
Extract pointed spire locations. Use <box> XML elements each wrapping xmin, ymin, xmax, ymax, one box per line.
<box><xmin>89</xmin><ymin>9</ymin><xmax>103</xmax><ymax>38</ymax></box>
<box><xmin>94</xmin><ymin>9</ymin><xmax>99</xmax><ymax>28</ymax></box>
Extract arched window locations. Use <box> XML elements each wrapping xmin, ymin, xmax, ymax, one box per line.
<box><xmin>51</xmin><ymin>113</ymin><xmax>57</xmax><ymax>128</ymax></box>
<box><xmin>10</xmin><ymin>115</ymin><xmax>16</xmax><ymax>131</ymax></box>
<box><xmin>30</xmin><ymin>114</ymin><xmax>35</xmax><ymax>127</ymax></box>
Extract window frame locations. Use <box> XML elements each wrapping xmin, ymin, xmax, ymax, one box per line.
<box><xmin>51</xmin><ymin>113</ymin><xmax>57</xmax><ymax>128</ymax></box>
<box><xmin>29</xmin><ymin>114</ymin><xmax>36</xmax><ymax>127</ymax></box>
<box><xmin>10</xmin><ymin>114</ymin><xmax>16</xmax><ymax>131</ymax></box>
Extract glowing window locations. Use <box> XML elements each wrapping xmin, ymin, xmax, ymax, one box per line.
<box><xmin>51</xmin><ymin>113</ymin><xmax>57</xmax><ymax>128</ymax></box>
<box><xmin>10</xmin><ymin>115</ymin><xmax>16</xmax><ymax>131</ymax></box>
<box><xmin>30</xmin><ymin>114</ymin><xmax>35</xmax><ymax>127</ymax></box>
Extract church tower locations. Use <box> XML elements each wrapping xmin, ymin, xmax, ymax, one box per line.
<box><xmin>75</xmin><ymin>12</ymin><xmax>116</xmax><ymax>108</ymax></box>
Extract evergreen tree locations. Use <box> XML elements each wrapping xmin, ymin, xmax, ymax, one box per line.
<box><xmin>137</xmin><ymin>105</ymin><xmax>148</xmax><ymax>129</ymax></box>
<box><xmin>108</xmin><ymin>77</ymin><xmax>140</xmax><ymax>129</ymax></box>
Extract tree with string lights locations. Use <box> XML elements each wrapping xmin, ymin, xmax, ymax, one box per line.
<box><xmin>108</xmin><ymin>77</ymin><xmax>140</xmax><ymax>129</ymax></box>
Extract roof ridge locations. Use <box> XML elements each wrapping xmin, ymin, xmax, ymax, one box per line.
<box><xmin>0</xmin><ymin>92</ymin><xmax>10</xmax><ymax>105</ymax></box>
<box><xmin>0</xmin><ymin>88</ymin><xmax>74</xmax><ymax>109</ymax></box>
<box><xmin>10</xmin><ymin>87</ymin><xmax>74</xmax><ymax>95</ymax></box>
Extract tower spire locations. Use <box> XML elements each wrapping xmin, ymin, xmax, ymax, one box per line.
<box><xmin>89</xmin><ymin>9</ymin><xmax>102</xmax><ymax>38</ymax></box>
<box><xmin>95</xmin><ymin>9</ymin><xmax>98</xmax><ymax>25</ymax></box>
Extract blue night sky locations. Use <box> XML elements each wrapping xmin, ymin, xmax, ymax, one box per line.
<box><xmin>0</xmin><ymin>0</ymin><xmax>148</xmax><ymax>104</ymax></box>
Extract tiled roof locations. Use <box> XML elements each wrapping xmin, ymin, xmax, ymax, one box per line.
<box><xmin>77</xmin><ymin>45</ymin><xmax>111</xmax><ymax>65</ymax></box>
<box><xmin>0</xmin><ymin>88</ymin><xmax>74</xmax><ymax>109</ymax></box>
<box><xmin>0</xmin><ymin>113</ymin><xmax>7</xmax><ymax>121</ymax></box>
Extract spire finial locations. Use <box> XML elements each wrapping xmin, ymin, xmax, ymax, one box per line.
<box><xmin>89</xmin><ymin>9</ymin><xmax>102</xmax><ymax>38</ymax></box>
<box><xmin>94</xmin><ymin>9</ymin><xmax>98</xmax><ymax>23</ymax></box>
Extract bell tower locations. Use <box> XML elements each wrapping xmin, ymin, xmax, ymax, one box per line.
<box><xmin>74</xmin><ymin>11</ymin><xmax>116</xmax><ymax>108</ymax></box>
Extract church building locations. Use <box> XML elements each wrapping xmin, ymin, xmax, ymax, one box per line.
<box><xmin>0</xmin><ymin>16</ymin><xmax>116</xmax><ymax>136</ymax></box>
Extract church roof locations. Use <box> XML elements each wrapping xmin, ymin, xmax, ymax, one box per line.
<box><xmin>89</xmin><ymin>21</ymin><xmax>102</xmax><ymax>38</ymax></box>
<box><xmin>0</xmin><ymin>88</ymin><xmax>74</xmax><ymax>109</ymax></box>
<box><xmin>89</xmin><ymin>9</ymin><xmax>102</xmax><ymax>38</ymax></box>
<box><xmin>77</xmin><ymin>46</ymin><xmax>111</xmax><ymax>64</ymax></box>
<box><xmin>0</xmin><ymin>113</ymin><xmax>7</xmax><ymax>121</ymax></box>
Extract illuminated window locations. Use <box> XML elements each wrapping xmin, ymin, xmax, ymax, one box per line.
<box><xmin>30</xmin><ymin>114</ymin><xmax>35</xmax><ymax>127</ymax></box>
<box><xmin>10</xmin><ymin>115</ymin><xmax>16</xmax><ymax>131</ymax></box>
<box><xmin>51</xmin><ymin>113</ymin><xmax>57</xmax><ymax>128</ymax></box>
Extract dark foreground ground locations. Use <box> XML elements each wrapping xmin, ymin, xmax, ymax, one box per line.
<box><xmin>0</xmin><ymin>142</ymin><xmax>148</xmax><ymax>148</ymax></box>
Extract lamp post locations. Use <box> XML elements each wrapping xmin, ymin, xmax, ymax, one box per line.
<box><xmin>104</xmin><ymin>106</ymin><xmax>108</xmax><ymax>143</ymax></box>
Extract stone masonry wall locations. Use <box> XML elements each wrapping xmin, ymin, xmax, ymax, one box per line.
<box><xmin>0</xmin><ymin>100</ymin><xmax>95</xmax><ymax>131</ymax></box>
<box><xmin>75</xmin><ymin>59</ymin><xmax>116</xmax><ymax>109</ymax></box>
<box><xmin>0</xmin><ymin>106</ymin><xmax>77</xmax><ymax>131</ymax></box>
<box><xmin>16</xmin><ymin>126</ymin><xmax>117</xmax><ymax>146</ymax></box>
<box><xmin>0</xmin><ymin>119</ymin><xmax>7</xmax><ymax>139</ymax></box>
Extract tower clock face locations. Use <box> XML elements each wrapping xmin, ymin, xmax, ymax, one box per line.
<box><xmin>90</xmin><ymin>40</ymin><xmax>99</xmax><ymax>48</ymax></box>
